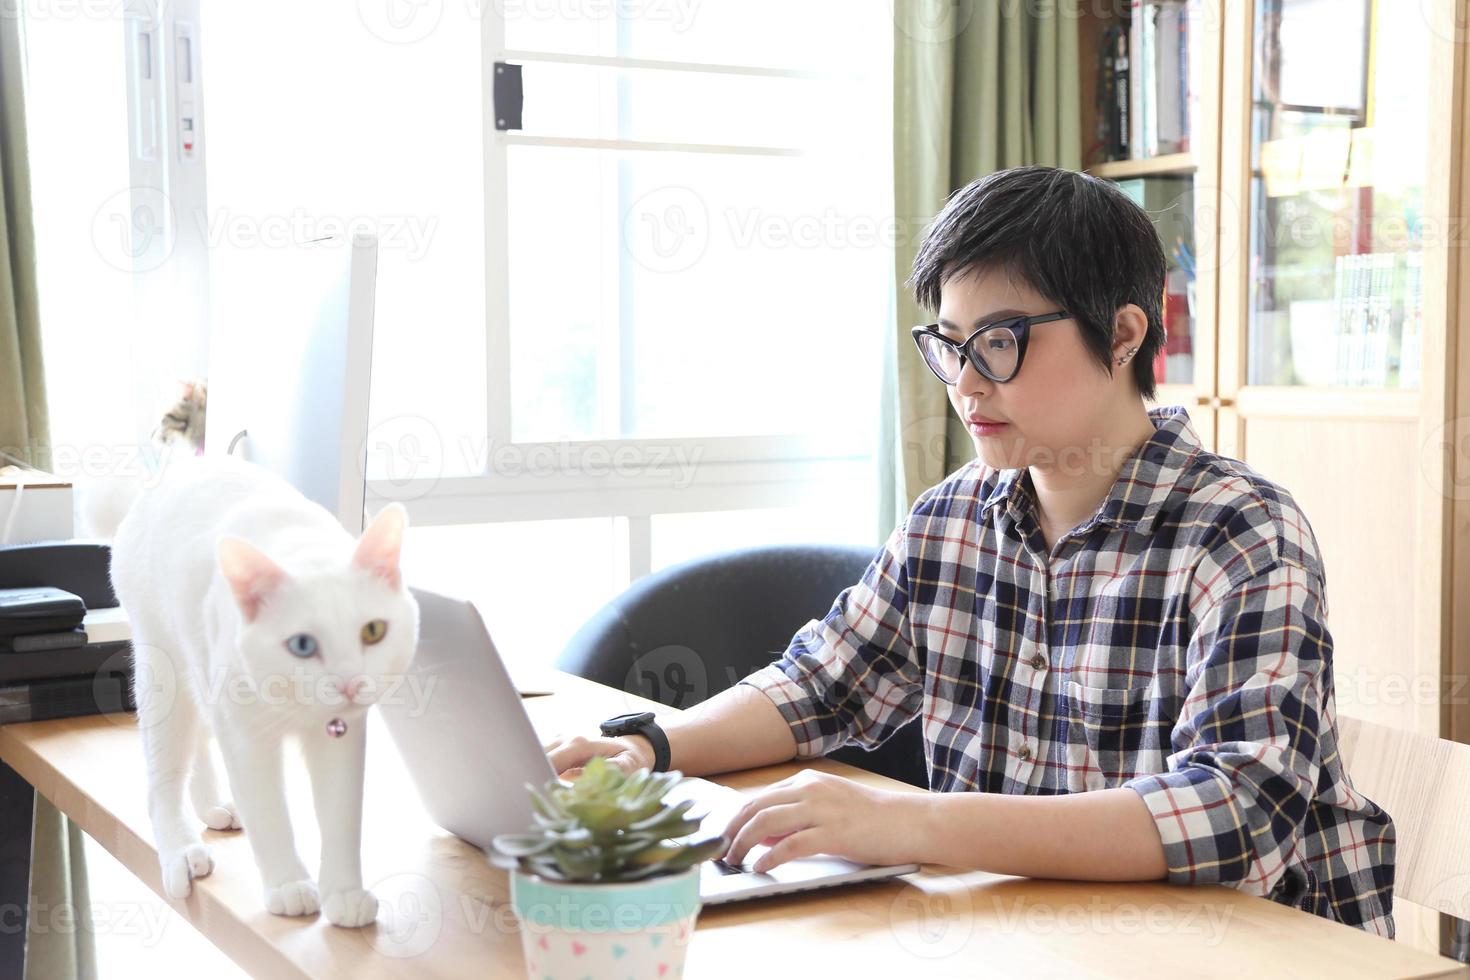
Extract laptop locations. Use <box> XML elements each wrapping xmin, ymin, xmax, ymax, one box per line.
<box><xmin>376</xmin><ymin>587</ymin><xmax>921</xmax><ymax>905</ymax></box>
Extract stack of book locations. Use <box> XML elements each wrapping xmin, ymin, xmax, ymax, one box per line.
<box><xmin>1096</xmin><ymin>0</ymin><xmax>1202</xmax><ymax>161</ymax></box>
<box><xmin>1328</xmin><ymin>251</ymin><xmax>1422</xmax><ymax>389</ymax></box>
<box><xmin>0</xmin><ymin>554</ymin><xmax>136</xmax><ymax>724</ymax></box>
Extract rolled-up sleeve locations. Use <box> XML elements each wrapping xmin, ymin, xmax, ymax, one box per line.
<box><xmin>737</xmin><ymin>519</ymin><xmax>924</xmax><ymax>758</ymax></box>
<box><xmin>1125</xmin><ymin>559</ymin><xmax>1328</xmax><ymax>896</ymax></box>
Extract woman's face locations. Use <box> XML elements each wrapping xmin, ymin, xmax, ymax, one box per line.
<box><xmin>935</xmin><ymin>266</ymin><xmax>1133</xmax><ymax>474</ymax></box>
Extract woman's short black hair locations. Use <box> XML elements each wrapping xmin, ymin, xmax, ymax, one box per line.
<box><xmin>906</xmin><ymin>165</ymin><xmax>1168</xmax><ymax>400</ymax></box>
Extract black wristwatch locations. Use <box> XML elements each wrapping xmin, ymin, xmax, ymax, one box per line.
<box><xmin>599</xmin><ymin>711</ymin><xmax>671</xmax><ymax>772</ymax></box>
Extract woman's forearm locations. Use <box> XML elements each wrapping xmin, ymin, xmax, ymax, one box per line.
<box><xmin>631</xmin><ymin>689</ymin><xmax>1169</xmax><ymax>883</ymax></box>
<box><xmin>908</xmin><ymin>786</ymin><xmax>1169</xmax><ymax>881</ymax></box>
<box><xmin>632</xmin><ymin>684</ymin><xmax>799</xmax><ymax>777</ymax></box>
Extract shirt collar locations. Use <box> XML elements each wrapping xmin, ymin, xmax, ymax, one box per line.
<box><xmin>978</xmin><ymin>405</ymin><xmax>1201</xmax><ymax>535</ymax></box>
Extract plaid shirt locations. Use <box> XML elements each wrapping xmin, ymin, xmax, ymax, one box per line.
<box><xmin>740</xmin><ymin>405</ymin><xmax>1395</xmax><ymax>936</ymax></box>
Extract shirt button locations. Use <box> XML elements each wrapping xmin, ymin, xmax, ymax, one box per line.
<box><xmin>1017</xmin><ymin>743</ymin><xmax>1032</xmax><ymax>761</ymax></box>
<box><xmin>1030</xmin><ymin>653</ymin><xmax>1047</xmax><ymax>671</ymax></box>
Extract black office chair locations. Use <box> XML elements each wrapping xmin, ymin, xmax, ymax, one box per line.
<box><xmin>556</xmin><ymin>543</ymin><xmax>929</xmax><ymax>788</ymax></box>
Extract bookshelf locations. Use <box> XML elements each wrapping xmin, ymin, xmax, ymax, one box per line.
<box><xmin>1080</xmin><ymin>0</ymin><xmax>1222</xmax><ymax>430</ymax></box>
<box><xmin>1077</xmin><ymin>0</ymin><xmax>1470</xmax><ymax>957</ymax></box>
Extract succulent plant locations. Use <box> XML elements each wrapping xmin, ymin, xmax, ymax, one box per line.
<box><xmin>491</xmin><ymin>757</ymin><xmax>728</xmax><ymax>883</ymax></box>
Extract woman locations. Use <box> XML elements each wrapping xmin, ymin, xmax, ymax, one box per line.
<box><xmin>547</xmin><ymin>166</ymin><xmax>1395</xmax><ymax>937</ymax></box>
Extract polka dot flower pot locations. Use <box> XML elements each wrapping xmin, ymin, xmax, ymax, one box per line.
<box><xmin>510</xmin><ymin>865</ymin><xmax>701</xmax><ymax>980</ymax></box>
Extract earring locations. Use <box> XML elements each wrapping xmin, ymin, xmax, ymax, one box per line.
<box><xmin>1116</xmin><ymin>346</ymin><xmax>1138</xmax><ymax>366</ymax></box>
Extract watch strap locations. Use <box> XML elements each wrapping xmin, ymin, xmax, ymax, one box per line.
<box><xmin>632</xmin><ymin>717</ymin><xmax>671</xmax><ymax>773</ymax></box>
<box><xmin>601</xmin><ymin>713</ymin><xmax>671</xmax><ymax>772</ymax></box>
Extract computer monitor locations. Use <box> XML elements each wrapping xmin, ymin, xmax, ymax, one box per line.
<box><xmin>204</xmin><ymin>232</ymin><xmax>378</xmax><ymax>533</ymax></box>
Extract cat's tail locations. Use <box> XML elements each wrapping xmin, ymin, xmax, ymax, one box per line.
<box><xmin>77</xmin><ymin>445</ymin><xmax>197</xmax><ymax>538</ymax></box>
<box><xmin>76</xmin><ymin>473</ymin><xmax>145</xmax><ymax>539</ymax></box>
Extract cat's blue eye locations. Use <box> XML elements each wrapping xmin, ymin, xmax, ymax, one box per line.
<box><xmin>285</xmin><ymin>633</ymin><xmax>318</xmax><ymax>658</ymax></box>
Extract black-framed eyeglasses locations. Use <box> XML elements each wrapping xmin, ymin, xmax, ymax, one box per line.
<box><xmin>910</xmin><ymin>310</ymin><xmax>1071</xmax><ymax>385</ymax></box>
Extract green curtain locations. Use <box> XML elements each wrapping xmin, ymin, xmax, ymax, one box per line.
<box><xmin>0</xmin><ymin>0</ymin><xmax>49</xmax><ymax>471</ymax></box>
<box><xmin>26</xmin><ymin>798</ymin><xmax>97</xmax><ymax>980</ymax></box>
<box><xmin>880</xmin><ymin>0</ymin><xmax>1081</xmax><ymax>534</ymax></box>
<box><xmin>1</xmin><ymin>11</ymin><xmax>95</xmax><ymax>980</ymax></box>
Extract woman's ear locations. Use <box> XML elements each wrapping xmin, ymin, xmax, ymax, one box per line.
<box><xmin>1110</xmin><ymin>304</ymin><xmax>1150</xmax><ymax>368</ymax></box>
<box><xmin>353</xmin><ymin>502</ymin><xmax>408</xmax><ymax>590</ymax></box>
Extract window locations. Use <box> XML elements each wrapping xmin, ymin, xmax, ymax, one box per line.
<box><xmin>26</xmin><ymin>3</ymin><xmax>895</xmax><ymax>668</ymax></box>
<box><xmin>26</xmin><ymin>8</ymin><xmax>143</xmax><ymax>464</ymax></box>
<box><xmin>201</xmin><ymin>1</ymin><xmax>488</xmax><ymax>474</ymax></box>
<box><xmin>27</xmin><ymin>0</ymin><xmax>212</xmax><ymax>474</ymax></box>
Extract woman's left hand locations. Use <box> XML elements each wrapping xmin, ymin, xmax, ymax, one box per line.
<box><xmin>720</xmin><ymin>768</ymin><xmax>928</xmax><ymax>873</ymax></box>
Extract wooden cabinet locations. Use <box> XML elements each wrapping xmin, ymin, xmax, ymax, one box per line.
<box><xmin>1081</xmin><ymin>0</ymin><xmax>1470</xmax><ymax>952</ymax></box>
<box><xmin>1215</xmin><ymin>0</ymin><xmax>1459</xmax><ymax>750</ymax></box>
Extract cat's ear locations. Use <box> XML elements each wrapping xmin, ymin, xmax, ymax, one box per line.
<box><xmin>217</xmin><ymin>537</ymin><xmax>288</xmax><ymax>622</ymax></box>
<box><xmin>353</xmin><ymin>503</ymin><xmax>407</xmax><ymax>590</ymax></box>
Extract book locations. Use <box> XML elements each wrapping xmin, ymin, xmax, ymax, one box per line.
<box><xmin>0</xmin><ymin>639</ymin><xmax>131</xmax><ymax>685</ymax></box>
<box><xmin>3</xmin><ymin>628</ymin><xmax>88</xmax><ymax>654</ymax></box>
<box><xmin>1111</xmin><ymin>1</ymin><xmax>1192</xmax><ymax>162</ymax></box>
<box><xmin>1366</xmin><ymin>253</ymin><xmax>1394</xmax><ymax>386</ymax></box>
<box><xmin>1129</xmin><ymin>2</ymin><xmax>1145</xmax><ymax>157</ymax></box>
<box><xmin>0</xmin><ymin>670</ymin><xmax>134</xmax><ymax>725</ymax></box>
<box><xmin>1182</xmin><ymin>0</ymin><xmax>1201</xmax><ymax>153</ymax></box>
<box><xmin>1332</xmin><ymin>252</ymin><xmax>1397</xmax><ymax>387</ymax></box>
<box><xmin>1100</xmin><ymin>24</ymin><xmax>1131</xmax><ymax>160</ymax></box>
<box><xmin>1112</xmin><ymin>26</ymin><xmax>1130</xmax><ymax>159</ymax></box>
<box><xmin>1155</xmin><ymin>2</ymin><xmax>1184</xmax><ymax>154</ymax></box>
<box><xmin>1140</xmin><ymin>2</ymin><xmax>1157</xmax><ymax>156</ymax></box>
<box><xmin>1400</xmin><ymin>251</ymin><xmax>1423</xmax><ymax>389</ymax></box>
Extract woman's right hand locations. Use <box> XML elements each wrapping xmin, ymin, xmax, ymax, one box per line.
<box><xmin>544</xmin><ymin>731</ymin><xmax>656</xmax><ymax>779</ymax></box>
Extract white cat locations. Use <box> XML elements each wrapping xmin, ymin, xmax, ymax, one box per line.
<box><xmin>106</xmin><ymin>453</ymin><xmax>419</xmax><ymax>927</ymax></box>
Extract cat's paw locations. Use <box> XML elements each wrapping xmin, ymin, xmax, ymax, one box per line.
<box><xmin>322</xmin><ymin>887</ymin><xmax>378</xmax><ymax>928</ymax></box>
<box><xmin>198</xmin><ymin>801</ymin><xmax>242</xmax><ymax>831</ymax></box>
<box><xmin>263</xmin><ymin>879</ymin><xmax>320</xmax><ymax>917</ymax></box>
<box><xmin>160</xmin><ymin>842</ymin><xmax>214</xmax><ymax>899</ymax></box>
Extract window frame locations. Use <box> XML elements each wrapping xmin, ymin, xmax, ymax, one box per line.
<box><xmin>97</xmin><ymin>2</ymin><xmax>887</xmax><ymax>583</ymax></box>
<box><xmin>363</xmin><ymin>7</ymin><xmax>886</xmax><ymax>577</ymax></box>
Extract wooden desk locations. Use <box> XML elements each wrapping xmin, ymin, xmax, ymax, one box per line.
<box><xmin>1</xmin><ymin>672</ymin><xmax>1464</xmax><ymax>979</ymax></box>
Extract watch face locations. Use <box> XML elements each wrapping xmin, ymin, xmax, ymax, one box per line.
<box><xmin>602</xmin><ymin>710</ymin><xmax>653</xmax><ymax>732</ymax></box>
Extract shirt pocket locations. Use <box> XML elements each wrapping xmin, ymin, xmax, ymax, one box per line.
<box><xmin>1068</xmin><ymin>592</ymin><xmax>1162</xmax><ymax>690</ymax></box>
<box><xmin>1061</xmin><ymin>679</ymin><xmax>1157</xmax><ymax>792</ymax></box>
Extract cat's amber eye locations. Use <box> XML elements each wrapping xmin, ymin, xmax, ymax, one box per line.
<box><xmin>361</xmin><ymin>619</ymin><xmax>388</xmax><ymax>645</ymax></box>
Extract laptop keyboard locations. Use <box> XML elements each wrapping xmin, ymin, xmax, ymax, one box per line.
<box><xmin>666</xmin><ymin>777</ymin><xmax>771</xmax><ymax>877</ymax></box>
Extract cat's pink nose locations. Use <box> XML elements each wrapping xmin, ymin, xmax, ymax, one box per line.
<box><xmin>338</xmin><ymin>678</ymin><xmax>363</xmax><ymax>701</ymax></box>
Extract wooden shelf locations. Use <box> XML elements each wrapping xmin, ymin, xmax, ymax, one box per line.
<box><xmin>1230</xmin><ymin>385</ymin><xmax>1420</xmax><ymax>421</ymax></box>
<box><xmin>1086</xmin><ymin>152</ymin><xmax>1197</xmax><ymax>180</ymax></box>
